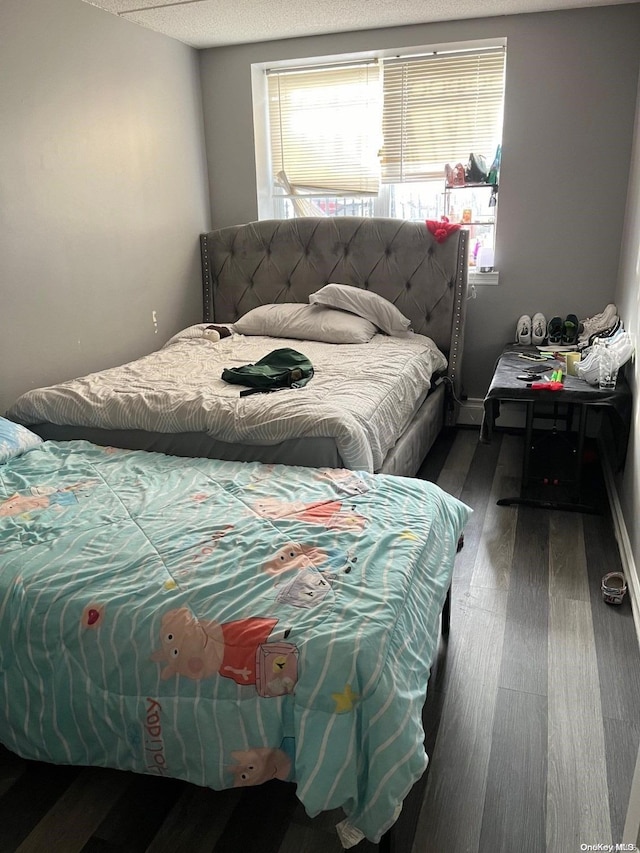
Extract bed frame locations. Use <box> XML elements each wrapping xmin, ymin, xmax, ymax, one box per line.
<box><xmin>201</xmin><ymin>217</ymin><xmax>469</xmax><ymax>475</ymax></box>
<box><xmin>30</xmin><ymin>218</ymin><xmax>468</xmax><ymax>477</ymax></box>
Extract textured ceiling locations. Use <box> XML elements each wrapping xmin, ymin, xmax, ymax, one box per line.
<box><xmin>81</xmin><ymin>0</ymin><xmax>635</xmax><ymax>48</ymax></box>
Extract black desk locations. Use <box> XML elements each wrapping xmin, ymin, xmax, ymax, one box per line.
<box><xmin>480</xmin><ymin>346</ymin><xmax>632</xmax><ymax>512</ymax></box>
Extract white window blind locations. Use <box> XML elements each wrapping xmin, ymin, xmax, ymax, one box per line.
<box><xmin>267</xmin><ymin>62</ymin><xmax>382</xmax><ymax>196</ymax></box>
<box><xmin>382</xmin><ymin>49</ymin><xmax>505</xmax><ymax>183</ymax></box>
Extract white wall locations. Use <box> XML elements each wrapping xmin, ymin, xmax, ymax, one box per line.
<box><xmin>0</xmin><ymin>0</ymin><xmax>211</xmax><ymax>415</ymax></box>
<box><xmin>616</xmin><ymin>69</ymin><xmax>640</xmax><ymax>853</ymax></box>
<box><xmin>615</xmin><ymin>70</ymin><xmax>640</xmax><ymax>586</ymax></box>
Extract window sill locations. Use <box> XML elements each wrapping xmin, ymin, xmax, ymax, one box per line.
<box><xmin>469</xmin><ymin>270</ymin><xmax>499</xmax><ymax>286</ymax></box>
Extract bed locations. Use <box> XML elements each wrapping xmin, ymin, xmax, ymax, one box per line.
<box><xmin>7</xmin><ymin>218</ymin><xmax>469</xmax><ymax>476</ymax></box>
<box><xmin>0</xmin><ymin>419</ymin><xmax>471</xmax><ymax>846</ymax></box>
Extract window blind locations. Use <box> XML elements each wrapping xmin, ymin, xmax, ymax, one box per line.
<box><xmin>381</xmin><ymin>49</ymin><xmax>505</xmax><ymax>183</ymax></box>
<box><xmin>267</xmin><ymin>62</ymin><xmax>382</xmax><ymax>196</ymax></box>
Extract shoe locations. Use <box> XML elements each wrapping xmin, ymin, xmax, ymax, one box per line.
<box><xmin>516</xmin><ymin>314</ymin><xmax>532</xmax><ymax>345</ymax></box>
<box><xmin>531</xmin><ymin>313</ymin><xmax>547</xmax><ymax>345</ymax></box>
<box><xmin>575</xmin><ymin>329</ymin><xmax>634</xmax><ymax>385</ymax></box>
<box><xmin>563</xmin><ymin>314</ymin><xmax>580</xmax><ymax>345</ymax></box>
<box><xmin>604</xmin><ymin>327</ymin><xmax>634</xmax><ymax>363</ymax></box>
<box><xmin>578</xmin><ymin>304</ymin><xmax>618</xmax><ymax>344</ymax></box>
<box><xmin>580</xmin><ymin>318</ymin><xmax>622</xmax><ymax>352</ymax></box>
<box><xmin>547</xmin><ymin>316</ymin><xmax>563</xmax><ymax>346</ymax></box>
<box><xmin>588</xmin><ymin>317</ymin><xmax>621</xmax><ymax>348</ymax></box>
<box><xmin>574</xmin><ymin>349</ymin><xmax>598</xmax><ymax>383</ymax></box>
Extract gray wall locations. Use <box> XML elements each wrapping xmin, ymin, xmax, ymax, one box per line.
<box><xmin>199</xmin><ymin>4</ymin><xmax>640</xmax><ymax>400</ymax></box>
<box><xmin>0</xmin><ymin>0</ymin><xmax>211</xmax><ymax>415</ymax></box>
<box><xmin>613</xmin><ymin>71</ymin><xmax>640</xmax><ymax>848</ymax></box>
<box><xmin>615</xmin><ymin>72</ymin><xmax>640</xmax><ymax>575</ymax></box>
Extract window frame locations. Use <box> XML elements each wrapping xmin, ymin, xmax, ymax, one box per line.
<box><xmin>252</xmin><ymin>37</ymin><xmax>506</xmax><ymax>280</ymax></box>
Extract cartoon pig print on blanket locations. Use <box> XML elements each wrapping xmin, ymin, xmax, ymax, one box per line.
<box><xmin>253</xmin><ymin>497</ymin><xmax>365</xmax><ymax>531</ymax></box>
<box><xmin>262</xmin><ymin>542</ymin><xmax>329</xmax><ymax>576</ymax></box>
<box><xmin>230</xmin><ymin>743</ymin><xmax>293</xmax><ymax>786</ymax></box>
<box><xmin>263</xmin><ymin>542</ymin><xmax>355</xmax><ymax>578</ymax></box>
<box><xmin>0</xmin><ymin>492</ymin><xmax>52</xmax><ymax>516</ymax></box>
<box><xmin>275</xmin><ymin>567</ymin><xmax>337</xmax><ymax>609</ymax></box>
<box><xmin>151</xmin><ymin>607</ymin><xmax>282</xmax><ymax>686</ymax></box>
<box><xmin>0</xmin><ymin>484</ymin><xmax>85</xmax><ymax>516</ymax></box>
<box><xmin>316</xmin><ymin>468</ymin><xmax>370</xmax><ymax>496</ymax></box>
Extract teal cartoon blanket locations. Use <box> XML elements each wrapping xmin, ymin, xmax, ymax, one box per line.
<box><xmin>0</xmin><ymin>440</ymin><xmax>470</xmax><ymax>844</ymax></box>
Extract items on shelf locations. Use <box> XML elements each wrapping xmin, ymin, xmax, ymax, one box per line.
<box><xmin>444</xmin><ymin>146</ymin><xmax>501</xmax><ymax>189</ymax></box>
<box><xmin>444</xmin><ymin>162</ymin><xmax>466</xmax><ymax>187</ymax></box>
<box><xmin>486</xmin><ymin>145</ymin><xmax>501</xmax><ymax>185</ymax></box>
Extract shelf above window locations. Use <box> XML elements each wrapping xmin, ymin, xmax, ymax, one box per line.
<box><xmin>445</xmin><ymin>182</ymin><xmax>499</xmax><ymax>190</ymax></box>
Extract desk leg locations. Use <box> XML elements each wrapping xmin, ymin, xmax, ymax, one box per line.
<box><xmin>574</xmin><ymin>403</ymin><xmax>587</xmax><ymax>501</ymax></box>
<box><xmin>522</xmin><ymin>399</ymin><xmax>534</xmax><ymax>488</ymax></box>
<box><xmin>497</xmin><ymin>401</ymin><xmax>598</xmax><ymax>513</ymax></box>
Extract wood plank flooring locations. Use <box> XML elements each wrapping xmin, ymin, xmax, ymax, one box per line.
<box><xmin>1</xmin><ymin>426</ymin><xmax>639</xmax><ymax>853</ymax></box>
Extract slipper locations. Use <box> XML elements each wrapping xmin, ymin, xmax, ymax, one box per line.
<box><xmin>516</xmin><ymin>314</ymin><xmax>531</xmax><ymax>345</ymax></box>
<box><xmin>563</xmin><ymin>314</ymin><xmax>579</xmax><ymax>345</ymax></box>
<box><xmin>547</xmin><ymin>316</ymin><xmax>563</xmax><ymax>345</ymax></box>
<box><xmin>532</xmin><ymin>313</ymin><xmax>547</xmax><ymax>346</ymax></box>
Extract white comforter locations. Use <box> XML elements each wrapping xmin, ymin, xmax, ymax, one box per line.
<box><xmin>7</xmin><ymin>326</ymin><xmax>447</xmax><ymax>472</ymax></box>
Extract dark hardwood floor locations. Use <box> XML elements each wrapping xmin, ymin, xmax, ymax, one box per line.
<box><xmin>1</xmin><ymin>426</ymin><xmax>638</xmax><ymax>853</ymax></box>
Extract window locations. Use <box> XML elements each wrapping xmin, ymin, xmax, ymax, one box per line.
<box><xmin>381</xmin><ymin>50</ymin><xmax>505</xmax><ymax>184</ymax></box>
<box><xmin>268</xmin><ymin>62</ymin><xmax>382</xmax><ymax>197</ymax></box>
<box><xmin>253</xmin><ymin>42</ymin><xmax>506</xmax><ymax>271</ymax></box>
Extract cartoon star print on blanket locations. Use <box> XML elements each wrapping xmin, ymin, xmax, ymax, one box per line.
<box><xmin>0</xmin><ymin>440</ymin><xmax>470</xmax><ymax>844</ymax></box>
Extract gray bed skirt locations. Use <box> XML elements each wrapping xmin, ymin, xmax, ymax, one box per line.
<box><xmin>30</xmin><ymin>384</ymin><xmax>445</xmax><ymax>477</ymax></box>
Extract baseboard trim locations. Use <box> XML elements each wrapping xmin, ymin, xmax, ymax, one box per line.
<box><xmin>598</xmin><ymin>439</ymin><xmax>640</xmax><ymax>647</ymax></box>
<box><xmin>455</xmin><ymin>397</ymin><xmax>525</xmax><ymax>429</ymax></box>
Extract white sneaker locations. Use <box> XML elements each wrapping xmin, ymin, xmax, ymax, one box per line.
<box><xmin>574</xmin><ymin>352</ymin><xmax>599</xmax><ymax>384</ymax></box>
<box><xmin>575</xmin><ymin>330</ymin><xmax>634</xmax><ymax>385</ymax></box>
<box><xmin>606</xmin><ymin>328</ymin><xmax>634</xmax><ymax>363</ymax></box>
<box><xmin>516</xmin><ymin>314</ymin><xmax>532</xmax><ymax>345</ymax></box>
<box><xmin>531</xmin><ymin>313</ymin><xmax>547</xmax><ymax>345</ymax></box>
<box><xmin>589</xmin><ymin>317</ymin><xmax>621</xmax><ymax>346</ymax></box>
<box><xmin>580</xmin><ymin>319</ymin><xmax>616</xmax><ymax>353</ymax></box>
<box><xmin>586</xmin><ymin>324</ymin><xmax>626</xmax><ymax>353</ymax></box>
<box><xmin>578</xmin><ymin>304</ymin><xmax>618</xmax><ymax>344</ymax></box>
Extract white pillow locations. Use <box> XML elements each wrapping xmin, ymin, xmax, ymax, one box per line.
<box><xmin>0</xmin><ymin>416</ymin><xmax>43</xmax><ymax>464</ymax></box>
<box><xmin>233</xmin><ymin>303</ymin><xmax>378</xmax><ymax>344</ymax></box>
<box><xmin>309</xmin><ymin>283</ymin><xmax>412</xmax><ymax>336</ymax></box>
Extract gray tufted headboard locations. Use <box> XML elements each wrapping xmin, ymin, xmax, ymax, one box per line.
<box><xmin>200</xmin><ymin>217</ymin><xmax>468</xmax><ymax>397</ymax></box>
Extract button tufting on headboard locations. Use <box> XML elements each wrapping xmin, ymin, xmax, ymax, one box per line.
<box><xmin>200</xmin><ymin>217</ymin><xmax>468</xmax><ymax>361</ymax></box>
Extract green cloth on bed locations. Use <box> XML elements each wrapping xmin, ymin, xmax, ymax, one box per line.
<box><xmin>221</xmin><ymin>347</ymin><xmax>314</xmax><ymax>395</ymax></box>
